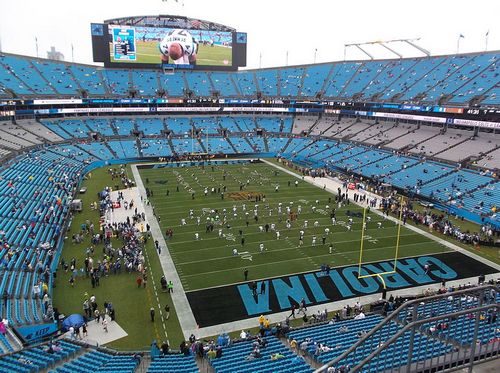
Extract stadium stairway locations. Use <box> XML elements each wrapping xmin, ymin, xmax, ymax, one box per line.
<box><xmin>225</xmin><ymin>138</ymin><xmax>239</xmax><ymax>154</ymax></box>
<box><xmin>29</xmin><ymin>63</ymin><xmax>61</xmax><ymax>96</ymax></box>
<box><xmin>197</xmin><ymin>138</ymin><xmax>207</xmax><ymax>153</ymax></box>
<box><xmin>0</xmin><ymin>59</ymin><xmax>37</xmax><ymax>96</ymax></box>
<box><xmin>165</xmin><ymin>137</ymin><xmax>175</xmax><ymax>156</ymax></box>
<box><xmin>327</xmin><ymin>119</ymin><xmax>356</xmax><ymax>138</ymax></box>
<box><xmin>263</xmin><ymin>138</ymin><xmax>270</xmax><ymax>152</ymax></box>
<box><xmin>418</xmin><ymin>167</ymin><xmax>458</xmax><ymax>187</ymax></box>
<box><xmin>11</xmin><ymin>120</ymin><xmax>49</xmax><ymax>144</ymax></box>
<box><xmin>0</xmin><ymin>326</ymin><xmax>23</xmax><ymax>354</ymax></box>
<box><xmin>351</xmin><ymin>151</ymin><xmax>394</xmax><ymax>173</ymax></box>
<box><xmin>301</xmin><ymin>116</ymin><xmax>322</xmax><ymax>135</ymax></box>
<box><xmin>104</xmin><ymin>142</ymin><xmax>118</xmax><ymax>159</ymax></box>
<box><xmin>377</xmin><ymin>124</ymin><xmax>414</xmax><ymax>147</ymax></box>
<box><xmin>241</xmin><ymin>136</ymin><xmax>256</xmax><ymax>153</ymax></box>
<box><xmin>362</xmin><ymin>122</ymin><xmax>400</xmax><ymax>146</ymax></box>
<box><xmin>280</xmin><ymin>137</ymin><xmax>294</xmax><ymax>154</ymax></box>
<box><xmin>335</xmin><ymin>64</ymin><xmax>363</xmax><ymax>99</ymax></box>
<box><xmin>393</xmin><ymin>58</ymin><xmax>450</xmax><ymax>102</ymax></box>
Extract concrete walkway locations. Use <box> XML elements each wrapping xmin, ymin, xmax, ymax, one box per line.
<box><xmin>260</xmin><ymin>158</ymin><xmax>500</xmax><ymax>273</ymax></box>
<box><xmin>63</xmin><ymin>314</ymin><xmax>128</xmax><ymax>346</ymax></box>
<box><xmin>130</xmin><ymin>159</ymin><xmax>500</xmax><ymax>341</ymax></box>
<box><xmin>131</xmin><ymin>165</ymin><xmax>198</xmax><ymax>340</ymax></box>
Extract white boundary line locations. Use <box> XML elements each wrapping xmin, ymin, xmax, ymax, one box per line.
<box><xmin>260</xmin><ymin>158</ymin><xmax>500</xmax><ymax>272</ymax></box>
<box><xmin>132</xmin><ymin>164</ymin><xmax>198</xmax><ymax>339</ymax></box>
<box><xmin>132</xmin><ymin>158</ymin><xmax>500</xmax><ymax>340</ymax></box>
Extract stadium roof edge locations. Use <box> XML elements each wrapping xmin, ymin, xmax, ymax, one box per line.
<box><xmin>239</xmin><ymin>49</ymin><xmax>500</xmax><ymax>72</ymax></box>
<box><xmin>0</xmin><ymin>49</ymin><xmax>498</xmax><ymax>73</ymax></box>
<box><xmin>103</xmin><ymin>15</ymin><xmax>236</xmax><ymax>32</ymax></box>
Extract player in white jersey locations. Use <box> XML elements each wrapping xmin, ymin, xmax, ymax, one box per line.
<box><xmin>159</xmin><ymin>29</ymin><xmax>198</xmax><ymax>65</ymax></box>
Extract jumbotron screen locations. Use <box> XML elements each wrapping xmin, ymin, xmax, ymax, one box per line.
<box><xmin>91</xmin><ymin>22</ymin><xmax>246</xmax><ymax>70</ymax></box>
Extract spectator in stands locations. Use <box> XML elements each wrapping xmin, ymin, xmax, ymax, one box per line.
<box><xmin>161</xmin><ymin>341</ymin><xmax>169</xmax><ymax>355</ymax></box>
<box><xmin>207</xmin><ymin>347</ymin><xmax>216</xmax><ymax>359</ymax></box>
<box><xmin>270</xmin><ymin>352</ymin><xmax>285</xmax><ymax>360</ymax></box>
<box><xmin>245</xmin><ymin>346</ymin><xmax>261</xmax><ymax>360</ymax></box>
<box><xmin>354</xmin><ymin>312</ymin><xmax>366</xmax><ymax>320</ymax></box>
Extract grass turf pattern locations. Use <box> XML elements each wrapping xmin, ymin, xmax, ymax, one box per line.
<box><xmin>139</xmin><ymin>161</ymin><xmax>450</xmax><ymax>291</ymax></box>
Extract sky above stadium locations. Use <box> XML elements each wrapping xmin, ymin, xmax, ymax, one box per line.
<box><xmin>1</xmin><ymin>0</ymin><xmax>499</xmax><ymax>68</ymax></box>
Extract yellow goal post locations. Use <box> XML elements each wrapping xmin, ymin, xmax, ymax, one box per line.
<box><xmin>357</xmin><ymin>196</ymin><xmax>405</xmax><ymax>288</ymax></box>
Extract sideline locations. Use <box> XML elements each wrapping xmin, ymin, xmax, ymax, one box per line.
<box><xmin>260</xmin><ymin>158</ymin><xmax>500</xmax><ymax>272</ymax></box>
<box><xmin>131</xmin><ymin>164</ymin><xmax>198</xmax><ymax>339</ymax></box>
<box><xmin>131</xmin><ymin>159</ymin><xmax>500</xmax><ymax>340</ymax></box>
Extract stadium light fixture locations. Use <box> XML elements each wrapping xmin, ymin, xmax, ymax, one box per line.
<box><xmin>344</xmin><ymin>38</ymin><xmax>431</xmax><ymax>60</ymax></box>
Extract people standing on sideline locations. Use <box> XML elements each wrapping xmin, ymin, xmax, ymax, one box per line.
<box><xmin>102</xmin><ymin>318</ymin><xmax>108</xmax><ymax>332</ymax></box>
<box><xmin>150</xmin><ymin>307</ymin><xmax>155</xmax><ymax>322</ymax></box>
<box><xmin>244</xmin><ymin>268</ymin><xmax>249</xmax><ymax>281</ymax></box>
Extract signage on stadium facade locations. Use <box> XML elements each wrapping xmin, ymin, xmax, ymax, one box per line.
<box><xmin>33</xmin><ymin>99</ymin><xmax>83</xmax><ymax>105</ymax></box>
<box><xmin>452</xmin><ymin>118</ymin><xmax>500</xmax><ymax>129</ymax></box>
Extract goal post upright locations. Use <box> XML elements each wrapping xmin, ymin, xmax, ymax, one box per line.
<box><xmin>357</xmin><ymin>196</ymin><xmax>405</xmax><ymax>284</ymax></box>
<box><xmin>357</xmin><ymin>206</ymin><xmax>368</xmax><ymax>277</ymax></box>
<box><xmin>393</xmin><ymin>195</ymin><xmax>405</xmax><ymax>273</ymax></box>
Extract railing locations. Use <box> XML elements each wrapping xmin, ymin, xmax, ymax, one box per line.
<box><xmin>314</xmin><ymin>284</ymin><xmax>499</xmax><ymax>373</ymax></box>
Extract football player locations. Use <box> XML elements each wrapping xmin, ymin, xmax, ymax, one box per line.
<box><xmin>159</xmin><ymin>29</ymin><xmax>198</xmax><ymax>65</ymax></box>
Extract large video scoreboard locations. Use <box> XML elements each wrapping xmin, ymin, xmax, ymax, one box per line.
<box><xmin>91</xmin><ymin>16</ymin><xmax>247</xmax><ymax>71</ymax></box>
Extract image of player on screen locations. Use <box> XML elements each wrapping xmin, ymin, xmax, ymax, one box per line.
<box><xmin>159</xmin><ymin>29</ymin><xmax>198</xmax><ymax>65</ymax></box>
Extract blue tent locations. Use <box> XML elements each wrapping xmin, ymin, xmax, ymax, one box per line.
<box><xmin>61</xmin><ymin>314</ymin><xmax>85</xmax><ymax>331</ymax></box>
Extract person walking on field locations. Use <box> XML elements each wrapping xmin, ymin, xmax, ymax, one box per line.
<box><xmin>150</xmin><ymin>307</ymin><xmax>155</xmax><ymax>322</ymax></box>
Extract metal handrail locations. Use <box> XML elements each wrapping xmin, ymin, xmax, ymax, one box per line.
<box><xmin>314</xmin><ymin>284</ymin><xmax>498</xmax><ymax>372</ymax></box>
<box><xmin>352</xmin><ymin>303</ymin><xmax>499</xmax><ymax>373</ymax></box>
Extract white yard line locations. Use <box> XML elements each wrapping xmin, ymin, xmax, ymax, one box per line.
<box><xmin>261</xmin><ymin>158</ymin><xmax>500</xmax><ymax>272</ymax></box>
<box><xmin>132</xmin><ymin>158</ymin><xmax>500</xmax><ymax>340</ymax></box>
<box><xmin>131</xmin><ymin>164</ymin><xmax>198</xmax><ymax>339</ymax></box>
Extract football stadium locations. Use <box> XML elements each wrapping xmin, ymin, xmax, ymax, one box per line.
<box><xmin>0</xmin><ymin>1</ymin><xmax>499</xmax><ymax>372</ymax></box>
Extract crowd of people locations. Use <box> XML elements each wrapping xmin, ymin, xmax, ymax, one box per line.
<box><xmin>380</xmin><ymin>196</ymin><xmax>499</xmax><ymax>246</ymax></box>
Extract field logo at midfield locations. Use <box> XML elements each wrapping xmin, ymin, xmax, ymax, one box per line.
<box><xmin>227</xmin><ymin>191</ymin><xmax>264</xmax><ymax>201</ymax></box>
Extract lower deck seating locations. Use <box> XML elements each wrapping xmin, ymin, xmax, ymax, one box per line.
<box><xmin>288</xmin><ymin>315</ymin><xmax>451</xmax><ymax>371</ymax></box>
<box><xmin>147</xmin><ymin>353</ymin><xmax>198</xmax><ymax>373</ymax></box>
<box><xmin>210</xmin><ymin>336</ymin><xmax>313</xmax><ymax>373</ymax></box>
<box><xmin>51</xmin><ymin>349</ymin><xmax>138</xmax><ymax>373</ymax></box>
<box><xmin>0</xmin><ymin>339</ymin><xmax>81</xmax><ymax>372</ymax></box>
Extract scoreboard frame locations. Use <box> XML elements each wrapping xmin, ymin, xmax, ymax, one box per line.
<box><xmin>91</xmin><ymin>16</ymin><xmax>247</xmax><ymax>71</ymax></box>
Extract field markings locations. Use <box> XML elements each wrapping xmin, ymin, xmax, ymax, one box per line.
<box><xmin>138</xmin><ymin>159</ymin><xmax>492</xmax><ymax>339</ymax></box>
<box><xmin>261</xmin><ymin>159</ymin><xmax>500</xmax><ymax>272</ymax></box>
<box><xmin>172</xmin><ymin>232</ymin><xmax>428</xmax><ymax>265</ymax></box>
<box><xmin>185</xmin><ymin>244</ymin><xmax>451</xmax><ymax>293</ymax></box>
<box><xmin>144</xmin><ymin>246</ymin><xmax>169</xmax><ymax>343</ymax></box>
<box><xmin>132</xmin><ymin>164</ymin><xmax>198</xmax><ymax>338</ymax></box>
<box><xmin>166</xmin><ymin>230</ymin><xmax>424</xmax><ymax>251</ymax></box>
<box><xmin>286</xmin><ymin>236</ymin><xmax>319</xmax><ymax>267</ymax></box>
<box><xmin>181</xmin><ymin>240</ymin><xmax>440</xmax><ymax>280</ymax></box>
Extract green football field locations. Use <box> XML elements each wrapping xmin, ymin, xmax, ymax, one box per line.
<box><xmin>110</xmin><ymin>41</ymin><xmax>232</xmax><ymax>66</ymax></box>
<box><xmin>139</xmin><ymin>161</ymin><xmax>451</xmax><ymax>291</ymax></box>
